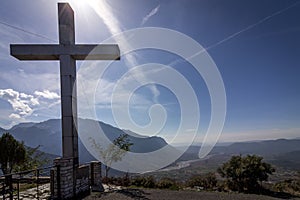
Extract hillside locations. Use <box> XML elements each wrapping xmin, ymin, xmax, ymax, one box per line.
<box><xmin>2</xmin><ymin>120</ymin><xmax>299</xmax><ymax>177</ymax></box>
<box><xmin>0</xmin><ymin>127</ymin><xmax>6</xmax><ymax>135</ymax></box>
<box><xmin>179</xmin><ymin>139</ymin><xmax>300</xmax><ymax>159</ymax></box>
<box><xmin>150</xmin><ymin>138</ymin><xmax>300</xmax><ymax>182</ymax></box>
<box><xmin>2</xmin><ymin>119</ymin><xmax>170</xmax><ymax>164</ymax></box>
<box><xmin>212</xmin><ymin>139</ymin><xmax>300</xmax><ymax>156</ymax></box>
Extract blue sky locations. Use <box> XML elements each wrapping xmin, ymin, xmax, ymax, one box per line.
<box><xmin>0</xmin><ymin>0</ymin><xmax>299</xmax><ymax>144</ymax></box>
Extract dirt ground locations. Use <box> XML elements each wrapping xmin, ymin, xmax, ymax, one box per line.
<box><xmin>84</xmin><ymin>188</ymin><xmax>300</xmax><ymax>200</ymax></box>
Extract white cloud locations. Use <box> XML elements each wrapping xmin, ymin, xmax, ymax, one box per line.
<box><xmin>0</xmin><ymin>88</ymin><xmax>18</xmax><ymax>99</ymax></box>
<box><xmin>141</xmin><ymin>5</ymin><xmax>160</xmax><ymax>26</ymax></box>
<box><xmin>0</xmin><ymin>70</ymin><xmax>60</xmax><ymax>92</ymax></box>
<box><xmin>0</xmin><ymin>89</ymin><xmax>37</xmax><ymax>118</ymax></box>
<box><xmin>87</xmin><ymin>0</ymin><xmax>123</xmax><ymax>35</ymax></box>
<box><xmin>86</xmin><ymin>0</ymin><xmax>161</xmax><ymax>103</ymax></box>
<box><xmin>20</xmin><ymin>92</ymin><xmax>39</xmax><ymax>105</ymax></box>
<box><xmin>0</xmin><ymin>88</ymin><xmax>61</xmax><ymax>127</ymax></box>
<box><xmin>9</xmin><ymin>113</ymin><xmax>21</xmax><ymax>119</ymax></box>
<box><xmin>34</xmin><ymin>90</ymin><xmax>60</xmax><ymax>99</ymax></box>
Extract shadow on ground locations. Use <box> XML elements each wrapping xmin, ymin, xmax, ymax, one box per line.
<box><xmin>262</xmin><ymin>190</ymin><xmax>299</xmax><ymax>199</ymax></box>
<box><xmin>85</xmin><ymin>188</ymin><xmax>150</xmax><ymax>200</ymax></box>
<box><xmin>116</xmin><ymin>188</ymin><xmax>150</xmax><ymax>200</ymax></box>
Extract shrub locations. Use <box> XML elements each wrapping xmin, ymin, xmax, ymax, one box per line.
<box><xmin>274</xmin><ymin>178</ymin><xmax>300</xmax><ymax>195</ymax></box>
<box><xmin>131</xmin><ymin>176</ymin><xmax>156</xmax><ymax>188</ymax></box>
<box><xmin>101</xmin><ymin>173</ymin><xmax>131</xmax><ymax>186</ymax></box>
<box><xmin>157</xmin><ymin>178</ymin><xmax>179</xmax><ymax>190</ymax></box>
<box><xmin>187</xmin><ymin>172</ymin><xmax>217</xmax><ymax>190</ymax></box>
<box><xmin>131</xmin><ymin>176</ymin><xmax>144</xmax><ymax>187</ymax></box>
<box><xmin>142</xmin><ymin>176</ymin><xmax>156</xmax><ymax>188</ymax></box>
<box><xmin>218</xmin><ymin>154</ymin><xmax>275</xmax><ymax>193</ymax></box>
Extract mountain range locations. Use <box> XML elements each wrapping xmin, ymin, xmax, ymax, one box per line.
<box><xmin>0</xmin><ymin>118</ymin><xmax>169</xmax><ymax>164</ymax></box>
<box><xmin>1</xmin><ymin>119</ymin><xmax>299</xmax><ymax>172</ymax></box>
<box><xmin>178</xmin><ymin>138</ymin><xmax>300</xmax><ymax>171</ymax></box>
<box><xmin>180</xmin><ymin>139</ymin><xmax>300</xmax><ymax>158</ymax></box>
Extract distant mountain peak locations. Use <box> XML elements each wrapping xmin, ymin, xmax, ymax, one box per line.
<box><xmin>5</xmin><ymin>118</ymin><xmax>171</xmax><ymax>163</ymax></box>
<box><xmin>10</xmin><ymin>122</ymin><xmax>36</xmax><ymax>130</ymax></box>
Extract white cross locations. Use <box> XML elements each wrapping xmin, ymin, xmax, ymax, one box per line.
<box><xmin>10</xmin><ymin>3</ymin><xmax>120</xmax><ymax>165</ymax></box>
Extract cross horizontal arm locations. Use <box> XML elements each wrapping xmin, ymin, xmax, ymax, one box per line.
<box><xmin>10</xmin><ymin>44</ymin><xmax>120</xmax><ymax>60</ymax></box>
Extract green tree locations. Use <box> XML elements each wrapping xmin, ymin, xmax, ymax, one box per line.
<box><xmin>15</xmin><ymin>145</ymin><xmax>49</xmax><ymax>172</ymax></box>
<box><xmin>0</xmin><ymin>133</ymin><xmax>26</xmax><ymax>174</ymax></box>
<box><xmin>218</xmin><ymin>154</ymin><xmax>275</xmax><ymax>193</ymax></box>
<box><xmin>91</xmin><ymin>134</ymin><xmax>133</xmax><ymax>178</ymax></box>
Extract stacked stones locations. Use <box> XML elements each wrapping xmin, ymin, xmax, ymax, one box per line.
<box><xmin>52</xmin><ymin>158</ymin><xmax>75</xmax><ymax>199</ymax></box>
<box><xmin>51</xmin><ymin>160</ymin><xmax>103</xmax><ymax>199</ymax></box>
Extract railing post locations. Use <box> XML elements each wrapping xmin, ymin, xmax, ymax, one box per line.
<box><xmin>57</xmin><ymin>165</ymin><xmax>61</xmax><ymax>199</ymax></box>
<box><xmin>17</xmin><ymin>174</ymin><xmax>21</xmax><ymax>200</ymax></box>
<box><xmin>1</xmin><ymin>182</ymin><xmax>5</xmax><ymax>199</ymax></box>
<box><xmin>50</xmin><ymin>169</ymin><xmax>54</xmax><ymax>198</ymax></box>
<box><xmin>36</xmin><ymin>169</ymin><xmax>40</xmax><ymax>200</ymax></box>
<box><xmin>90</xmin><ymin>162</ymin><xmax>94</xmax><ymax>186</ymax></box>
<box><xmin>5</xmin><ymin>174</ymin><xmax>13</xmax><ymax>200</ymax></box>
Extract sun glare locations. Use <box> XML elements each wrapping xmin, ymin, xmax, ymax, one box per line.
<box><xmin>65</xmin><ymin>0</ymin><xmax>90</xmax><ymax>10</ymax></box>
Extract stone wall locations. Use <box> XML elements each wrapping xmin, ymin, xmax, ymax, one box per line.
<box><xmin>76</xmin><ymin>165</ymin><xmax>90</xmax><ymax>195</ymax></box>
<box><xmin>51</xmin><ymin>158</ymin><xmax>91</xmax><ymax>199</ymax></box>
<box><xmin>51</xmin><ymin>157</ymin><xmax>74</xmax><ymax>199</ymax></box>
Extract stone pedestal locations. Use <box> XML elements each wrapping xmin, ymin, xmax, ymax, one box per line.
<box><xmin>51</xmin><ymin>157</ymin><xmax>76</xmax><ymax>199</ymax></box>
<box><xmin>51</xmin><ymin>158</ymin><xmax>91</xmax><ymax>199</ymax></box>
<box><xmin>90</xmin><ymin>161</ymin><xmax>104</xmax><ymax>192</ymax></box>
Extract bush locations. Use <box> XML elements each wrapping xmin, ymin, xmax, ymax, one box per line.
<box><xmin>101</xmin><ymin>173</ymin><xmax>131</xmax><ymax>186</ymax></box>
<box><xmin>131</xmin><ymin>176</ymin><xmax>156</xmax><ymax>188</ymax></box>
<box><xmin>218</xmin><ymin>154</ymin><xmax>275</xmax><ymax>193</ymax></box>
<box><xmin>157</xmin><ymin>178</ymin><xmax>179</xmax><ymax>190</ymax></box>
<box><xmin>187</xmin><ymin>172</ymin><xmax>217</xmax><ymax>190</ymax></box>
<box><xmin>274</xmin><ymin>178</ymin><xmax>300</xmax><ymax>195</ymax></box>
<box><xmin>131</xmin><ymin>176</ymin><xmax>144</xmax><ymax>187</ymax></box>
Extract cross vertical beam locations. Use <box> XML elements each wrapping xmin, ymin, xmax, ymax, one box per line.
<box><xmin>58</xmin><ymin>3</ymin><xmax>75</xmax><ymax>45</ymax></box>
<box><xmin>58</xmin><ymin>3</ymin><xmax>78</xmax><ymax>165</ymax></box>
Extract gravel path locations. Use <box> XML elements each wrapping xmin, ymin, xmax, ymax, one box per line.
<box><xmin>84</xmin><ymin>188</ymin><xmax>300</xmax><ymax>200</ymax></box>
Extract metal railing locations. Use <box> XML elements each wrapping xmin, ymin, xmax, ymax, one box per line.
<box><xmin>0</xmin><ymin>166</ymin><xmax>53</xmax><ymax>200</ymax></box>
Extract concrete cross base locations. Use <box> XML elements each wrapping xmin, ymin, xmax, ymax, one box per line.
<box><xmin>51</xmin><ymin>159</ymin><xmax>104</xmax><ymax>199</ymax></box>
<box><xmin>51</xmin><ymin>157</ymin><xmax>91</xmax><ymax>199</ymax></box>
<box><xmin>51</xmin><ymin>157</ymin><xmax>77</xmax><ymax>199</ymax></box>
